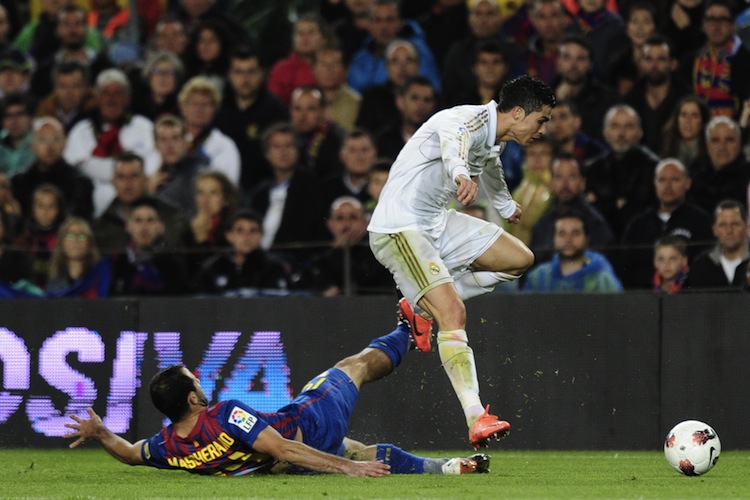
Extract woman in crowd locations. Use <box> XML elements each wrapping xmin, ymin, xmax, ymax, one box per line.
<box><xmin>606</xmin><ymin>2</ymin><xmax>658</xmax><ymax>97</ymax></box>
<box><xmin>132</xmin><ymin>51</ymin><xmax>184</xmax><ymax>121</ymax></box>
<box><xmin>661</xmin><ymin>94</ymin><xmax>711</xmax><ymax>173</ymax></box>
<box><xmin>46</xmin><ymin>217</ymin><xmax>110</xmax><ymax>298</ymax></box>
<box><xmin>182</xmin><ymin>19</ymin><xmax>233</xmax><ymax>90</ymax></box>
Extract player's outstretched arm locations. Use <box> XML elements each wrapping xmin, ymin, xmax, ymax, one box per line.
<box><xmin>64</xmin><ymin>407</ymin><xmax>145</xmax><ymax>466</ymax></box>
<box><xmin>253</xmin><ymin>427</ymin><xmax>390</xmax><ymax>477</ymax></box>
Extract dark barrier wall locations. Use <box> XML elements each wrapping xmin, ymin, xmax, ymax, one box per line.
<box><xmin>0</xmin><ymin>294</ymin><xmax>747</xmax><ymax>450</ymax></box>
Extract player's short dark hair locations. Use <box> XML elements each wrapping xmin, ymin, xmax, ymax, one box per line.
<box><xmin>150</xmin><ymin>365</ymin><xmax>195</xmax><ymax>422</ymax></box>
<box><xmin>555</xmin><ymin>208</ymin><xmax>589</xmax><ymax>236</ymax></box>
<box><xmin>497</xmin><ymin>75</ymin><xmax>556</xmax><ymax>114</ymax></box>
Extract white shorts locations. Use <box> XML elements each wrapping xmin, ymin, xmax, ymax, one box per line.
<box><xmin>369</xmin><ymin>209</ymin><xmax>503</xmax><ymax>304</ymax></box>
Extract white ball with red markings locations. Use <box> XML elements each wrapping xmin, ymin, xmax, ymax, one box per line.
<box><xmin>664</xmin><ymin>420</ymin><xmax>721</xmax><ymax>476</ymax></box>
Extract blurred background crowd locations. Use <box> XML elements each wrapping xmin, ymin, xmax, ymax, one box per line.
<box><xmin>0</xmin><ymin>0</ymin><xmax>748</xmax><ymax>298</ymax></box>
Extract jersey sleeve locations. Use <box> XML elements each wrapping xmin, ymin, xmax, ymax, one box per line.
<box><xmin>216</xmin><ymin>400</ymin><xmax>270</xmax><ymax>447</ymax></box>
<box><xmin>477</xmin><ymin>153</ymin><xmax>517</xmax><ymax>220</ymax></box>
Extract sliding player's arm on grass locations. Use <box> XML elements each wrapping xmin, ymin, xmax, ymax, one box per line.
<box><xmin>65</xmin><ymin>407</ymin><xmax>144</xmax><ymax>465</ymax></box>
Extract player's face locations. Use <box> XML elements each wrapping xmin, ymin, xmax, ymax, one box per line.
<box><xmin>677</xmin><ymin>101</ymin><xmax>703</xmax><ymax>141</ymax></box>
<box><xmin>182</xmin><ymin>367</ymin><xmax>208</xmax><ymax>407</ymax></box>
<box><xmin>713</xmin><ymin>207</ymin><xmax>747</xmax><ymax>253</ymax></box>
<box><xmin>557</xmin><ymin>43</ymin><xmax>591</xmax><ymax>86</ymax></box>
<box><xmin>340</xmin><ymin>136</ymin><xmax>376</xmax><ymax>176</ymax></box>
<box><xmin>155</xmin><ymin>125</ymin><xmax>188</xmax><ymax>164</ymax></box>
<box><xmin>707</xmin><ymin>123</ymin><xmax>741</xmax><ymax>169</ymax></box>
<box><xmin>554</xmin><ymin>217</ymin><xmax>587</xmax><ymax>259</ymax></box>
<box><xmin>32</xmin><ymin>192</ymin><xmax>60</xmax><ymax>229</ymax></box>
<box><xmin>551</xmin><ymin>158</ymin><xmax>585</xmax><ymax>203</ymax></box>
<box><xmin>113</xmin><ymin>161</ymin><xmax>147</xmax><ymax>204</ymax></box>
<box><xmin>603</xmin><ymin>109</ymin><xmax>642</xmax><ymax>154</ymax></box>
<box><xmin>654</xmin><ymin>163</ymin><xmax>690</xmax><ymax>207</ymax></box>
<box><xmin>195</xmin><ymin>177</ymin><xmax>227</xmax><ymax>217</ymax></box>
<box><xmin>654</xmin><ymin>245</ymin><xmax>687</xmax><ymax>282</ymax></box>
<box><xmin>226</xmin><ymin>218</ymin><xmax>262</xmax><ymax>255</ymax></box>
<box><xmin>511</xmin><ymin>105</ymin><xmax>551</xmax><ymax>146</ymax></box>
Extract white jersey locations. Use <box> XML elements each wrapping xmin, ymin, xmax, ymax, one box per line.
<box><xmin>368</xmin><ymin>101</ymin><xmax>516</xmax><ymax>236</ymax></box>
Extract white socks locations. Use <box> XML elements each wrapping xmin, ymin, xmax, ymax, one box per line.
<box><xmin>437</xmin><ymin>329</ymin><xmax>484</xmax><ymax>427</ymax></box>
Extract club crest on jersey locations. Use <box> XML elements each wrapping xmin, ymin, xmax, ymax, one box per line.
<box><xmin>229</xmin><ymin>406</ymin><xmax>257</xmax><ymax>432</ymax></box>
<box><xmin>428</xmin><ymin>262</ymin><xmax>441</xmax><ymax>275</ymax></box>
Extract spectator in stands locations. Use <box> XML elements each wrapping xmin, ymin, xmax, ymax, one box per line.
<box><xmin>290</xmin><ymin>86</ymin><xmax>346</xmax><ymax>179</ymax></box>
<box><xmin>177</xmin><ymin>76</ymin><xmax>240</xmax><ymax>186</ymax></box>
<box><xmin>356</xmin><ymin>39</ymin><xmax>420</xmax><ymax>135</ymax></box>
<box><xmin>147</xmin><ymin>114</ymin><xmax>209</xmax><ymax>214</ymax></box>
<box><xmin>442</xmin><ymin>0</ymin><xmax>519</xmax><ymax>106</ymax></box>
<box><xmin>13</xmin><ymin>0</ymin><xmax>103</xmax><ymax>66</ymax></box>
<box><xmin>87</xmin><ymin>0</ymin><xmax>141</xmax><ymax>64</ymax></box>
<box><xmin>46</xmin><ymin>217</ymin><xmax>110</xmax><ymax>297</ymax></box>
<box><xmin>109</xmin><ymin>197</ymin><xmax>189</xmax><ymax>295</ymax></box>
<box><xmin>523</xmin><ymin>0</ymin><xmax>568</xmax><ymax>86</ymax></box>
<box><xmin>689</xmin><ymin>116</ymin><xmax>750</xmax><ymax>214</ymax></box>
<box><xmin>445</xmin><ymin>39</ymin><xmax>510</xmax><ymax>107</ymax></box>
<box><xmin>0</xmin><ymin>204</ymin><xmax>31</xmax><ymax>286</ymax></box>
<box><xmin>215</xmin><ymin>47</ymin><xmax>288</xmax><ymax>195</ymax></box>
<box><xmin>172</xmin><ymin>0</ymin><xmax>244</xmax><ymax>45</ymax></box>
<box><xmin>313</xmin><ymin>44</ymin><xmax>361</xmax><ymax>132</ymax></box>
<box><xmin>554</xmin><ymin>34</ymin><xmax>618</xmax><ymax>141</ymax></box>
<box><xmin>12</xmin><ymin>117</ymin><xmax>94</xmax><ymax>221</ymax></box>
<box><xmin>585</xmin><ymin>104</ymin><xmax>660</xmax><ymax>238</ymax></box>
<box><xmin>15</xmin><ymin>183</ymin><xmax>66</xmax><ymax>288</ymax></box>
<box><xmin>682</xmin><ymin>0</ymin><xmax>750</xmax><ymax>118</ymax></box>
<box><xmin>151</xmin><ymin>15</ymin><xmax>188</xmax><ymax>58</ymax></box>
<box><xmin>375</xmin><ymin>75</ymin><xmax>437</xmax><ymax>161</ymax></box>
<box><xmin>625</xmin><ymin>35</ymin><xmax>690</xmax><ymax>155</ymax></box>
<box><xmin>0</xmin><ymin>48</ymin><xmax>32</xmax><ymax>98</ymax></box>
<box><xmin>0</xmin><ymin>92</ymin><xmax>35</xmax><ymax>176</ymax></box>
<box><xmin>620</xmin><ymin>158</ymin><xmax>714</xmax><ymax>289</ymax></box>
<box><xmin>652</xmin><ymin>234</ymin><xmax>691</xmax><ymax>294</ymax></box>
<box><xmin>505</xmin><ymin>136</ymin><xmax>554</xmax><ymax>245</ymax></box>
<box><xmin>324</xmin><ymin>129</ymin><xmax>377</xmax><ymax>207</ymax></box>
<box><xmin>29</xmin><ymin>5</ymin><xmax>113</xmax><ymax>100</ymax></box>
<box><xmin>364</xmin><ymin>157</ymin><xmax>390</xmax><ymax>216</ymax></box>
<box><xmin>249</xmin><ymin>123</ymin><xmax>327</xmax><ymax>263</ymax></box>
<box><xmin>183</xmin><ymin>170</ymin><xmax>238</xmax><ymax>275</ymax></box>
<box><xmin>662</xmin><ymin>0</ymin><xmax>706</xmax><ymax>62</ymax></box>
<box><xmin>94</xmin><ymin>152</ymin><xmax>185</xmax><ymax>253</ymax></box>
<box><xmin>523</xmin><ymin>210</ymin><xmax>623</xmax><ymax>292</ymax></box>
<box><xmin>0</xmin><ymin>170</ymin><xmax>21</xmax><ymax>234</ymax></box>
<box><xmin>419</xmin><ymin>0</ymin><xmax>470</xmax><ymax>71</ymax></box>
<box><xmin>0</xmin><ymin>5</ymin><xmax>12</xmax><ymax>54</ymax></box>
<box><xmin>530</xmin><ymin>153</ymin><xmax>614</xmax><ymax>262</ymax></box>
<box><xmin>348</xmin><ymin>0</ymin><xmax>441</xmax><ymax>93</ymax></box>
<box><xmin>131</xmin><ymin>51</ymin><xmax>183</xmax><ymax>121</ymax></box>
<box><xmin>331</xmin><ymin>0</ymin><xmax>373</xmax><ymax>64</ymax></box>
<box><xmin>35</xmin><ymin>61</ymin><xmax>96</xmax><ymax>132</ymax></box>
<box><xmin>267</xmin><ymin>14</ymin><xmax>327</xmax><ymax>106</ymax></box>
<box><xmin>605</xmin><ymin>2</ymin><xmax>657</xmax><ymax>98</ymax></box>
<box><xmin>182</xmin><ymin>19</ymin><xmax>232</xmax><ymax>90</ymax></box>
<box><xmin>195</xmin><ymin>209</ymin><xmax>290</xmax><ymax>295</ymax></box>
<box><xmin>691</xmin><ymin>199</ymin><xmax>750</xmax><ymax>289</ymax></box>
<box><xmin>64</xmin><ymin>68</ymin><xmax>154</xmax><ymax>217</ymax></box>
<box><xmin>547</xmin><ymin>99</ymin><xmax>606</xmax><ymax>163</ymax></box>
<box><xmin>661</xmin><ymin>94</ymin><xmax>710</xmax><ymax>171</ymax></box>
<box><xmin>564</xmin><ymin>0</ymin><xmax>627</xmax><ymax>80</ymax></box>
<box><xmin>304</xmin><ymin>196</ymin><xmax>393</xmax><ymax>296</ymax></box>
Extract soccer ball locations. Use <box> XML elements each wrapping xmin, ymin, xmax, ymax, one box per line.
<box><xmin>664</xmin><ymin>420</ymin><xmax>721</xmax><ymax>476</ymax></box>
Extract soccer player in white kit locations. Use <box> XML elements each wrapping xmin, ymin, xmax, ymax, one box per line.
<box><xmin>368</xmin><ymin>75</ymin><xmax>555</xmax><ymax>448</ymax></box>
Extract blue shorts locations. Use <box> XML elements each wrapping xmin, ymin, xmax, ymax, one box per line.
<box><xmin>289</xmin><ymin>367</ymin><xmax>359</xmax><ymax>456</ymax></box>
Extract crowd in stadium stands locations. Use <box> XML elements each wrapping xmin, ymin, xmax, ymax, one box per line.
<box><xmin>0</xmin><ymin>0</ymin><xmax>749</xmax><ymax>298</ymax></box>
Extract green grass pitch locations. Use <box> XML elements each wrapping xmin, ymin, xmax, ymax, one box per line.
<box><xmin>3</xmin><ymin>448</ymin><xmax>749</xmax><ymax>499</ymax></box>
